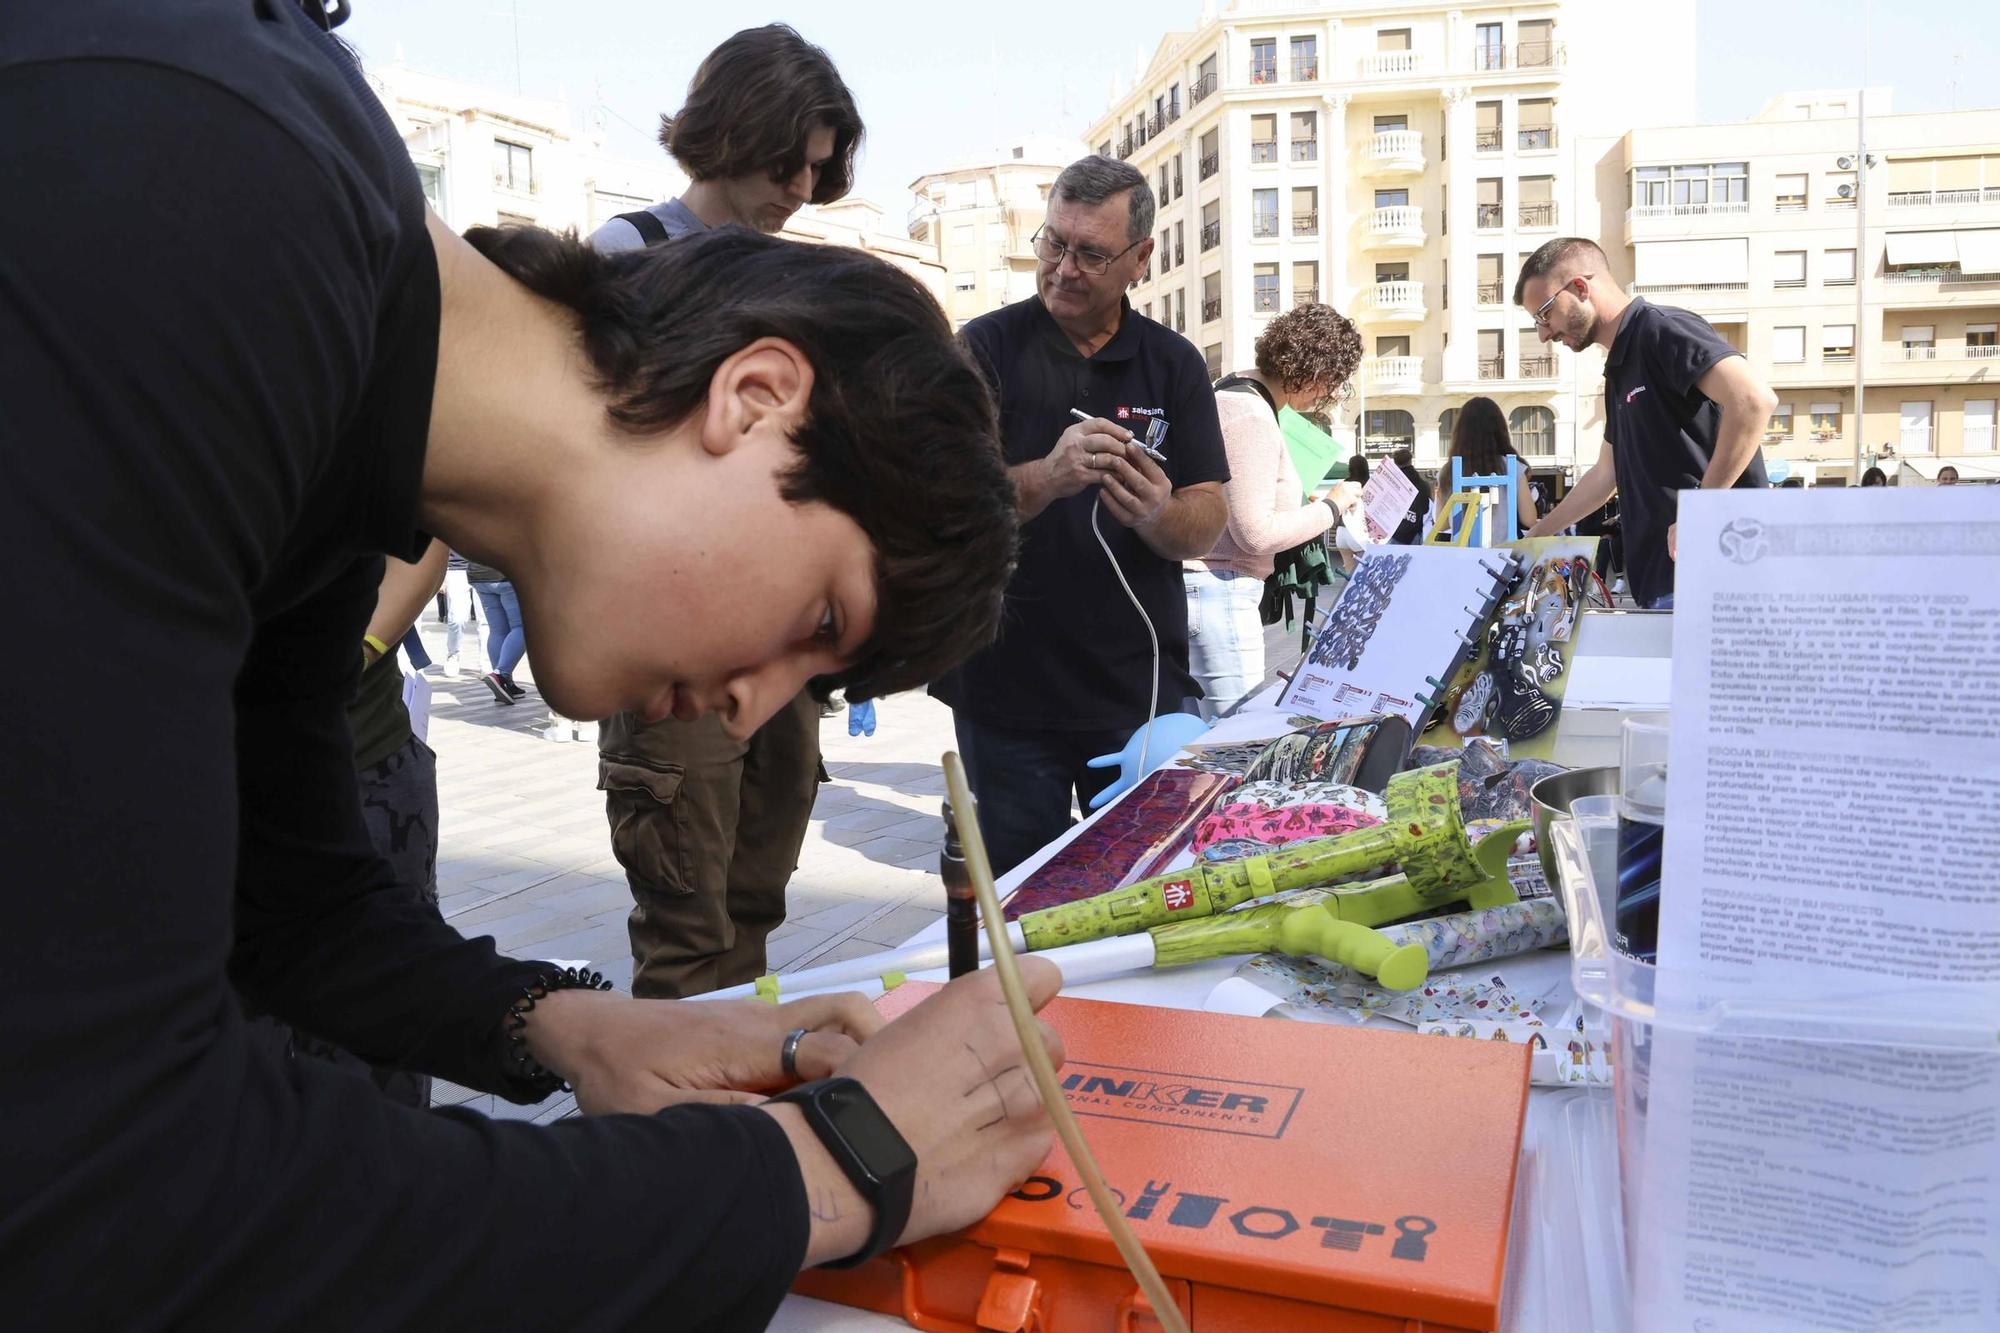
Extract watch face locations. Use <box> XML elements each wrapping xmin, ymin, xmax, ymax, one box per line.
<box><xmin>825</xmin><ymin>1082</ymin><xmax>917</xmax><ymax>1176</ymax></box>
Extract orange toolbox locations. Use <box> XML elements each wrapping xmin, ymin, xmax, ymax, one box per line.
<box><xmin>795</xmin><ymin>986</ymin><xmax>1531</xmax><ymax>1332</ymax></box>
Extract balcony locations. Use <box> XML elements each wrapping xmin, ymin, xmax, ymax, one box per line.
<box><xmin>1518</xmin><ymin>202</ymin><xmax>1558</xmax><ymax>229</ymax></box>
<box><xmin>1475</xmin><ymin>128</ymin><xmax>1502</xmax><ymax>153</ymax></box>
<box><xmin>1249</xmin><ymin>61</ymin><xmax>1279</xmax><ymax>86</ymax></box>
<box><xmin>1251</xmin><ymin>140</ymin><xmax>1278</xmax><ymax>164</ymax></box>
<box><xmin>1368</xmin><ymin>280</ymin><xmax>1426</xmax><ymax>322</ymax></box>
<box><xmin>1292</xmin><ymin>59</ymin><xmax>1318</xmax><ymax>81</ymax></box>
<box><xmin>1519</xmin><ymin>354</ymin><xmax>1556</xmax><ymax>379</ymax></box>
<box><xmin>1174</xmin><ymin>242</ymin><xmax>1184</xmax><ymax>267</ymax></box>
<box><xmin>1364</xmin><ymin>205</ymin><xmax>1426</xmax><ymax>249</ymax></box>
<box><xmin>1252</xmin><ymin>213</ymin><xmax>1280</xmax><ymax>239</ymax></box>
<box><xmin>1902</xmin><ymin>345</ymin><xmax>1938</xmax><ymax>361</ymax></box>
<box><xmin>1366</xmin><ymin>355</ymin><xmax>1424</xmax><ymax>393</ymax></box>
<box><xmin>1294</xmin><ymin>286</ymin><xmax>1319</xmax><ymax>306</ymax></box>
<box><xmin>1971</xmin><ymin>345</ymin><xmax>2000</xmax><ymax>358</ymax></box>
<box><xmin>1889</xmin><ymin>187</ymin><xmax>2000</xmax><ymax>208</ymax></box>
<box><xmin>1147</xmin><ymin>111</ymin><xmax>1166</xmax><ymax>137</ymax></box>
<box><xmin>1518</xmin><ymin>126</ymin><xmax>1556</xmax><ymax>152</ymax></box>
<box><xmin>1292</xmin><ymin>139</ymin><xmax>1318</xmax><ymax>163</ymax></box>
<box><xmin>1200</xmin><ymin>220</ymin><xmax>1220</xmax><ymax>251</ymax></box>
<box><xmin>1190</xmin><ymin>72</ymin><xmax>1218</xmax><ymax>106</ymax></box>
<box><xmin>1476</xmin><ymin>203</ymin><xmax>1503</xmax><ymax>229</ymax></box>
<box><xmin>1199</xmin><ymin>152</ymin><xmax>1219</xmax><ymax>180</ymax></box>
<box><xmin>1117</xmin><ymin>136</ymin><xmax>1135</xmax><ymax>160</ymax></box>
<box><xmin>1473</xmin><ymin>42</ymin><xmax>1567</xmax><ymax>70</ymax></box>
<box><xmin>1477</xmin><ymin>356</ymin><xmax>1505</xmax><ymax>380</ymax></box>
<box><xmin>1366</xmin><ymin>130</ymin><xmax>1425</xmax><ymax>175</ymax></box>
<box><xmin>1626</xmin><ymin>201</ymin><xmax>1751</xmax><ymax>221</ymax></box>
<box><xmin>1359</xmin><ymin>50</ymin><xmax>1427</xmax><ymax>79</ymax></box>
<box><xmin>1292</xmin><ymin>211</ymin><xmax>1319</xmax><ymax>237</ymax></box>
<box><xmin>1254</xmin><ymin>288</ymin><xmax>1281</xmax><ymax>313</ymax></box>
<box><xmin>1477</xmin><ymin>282</ymin><xmax>1504</xmax><ymax>305</ymax></box>
<box><xmin>1202</xmin><ymin>297</ymin><xmax>1222</xmax><ymax>323</ymax></box>
<box><xmin>1968</xmin><ymin>427</ymin><xmax>1997</xmax><ymax>452</ymax></box>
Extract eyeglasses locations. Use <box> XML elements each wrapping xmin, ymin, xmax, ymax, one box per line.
<box><xmin>1030</xmin><ymin>226</ymin><xmax>1142</xmax><ymax>276</ymax></box>
<box><xmin>1530</xmin><ymin>275</ymin><xmax>1588</xmax><ymax>328</ymax></box>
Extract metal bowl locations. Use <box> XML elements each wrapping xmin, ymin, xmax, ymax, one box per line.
<box><xmin>1530</xmin><ymin>765</ymin><xmax>1620</xmax><ymax>893</ymax></box>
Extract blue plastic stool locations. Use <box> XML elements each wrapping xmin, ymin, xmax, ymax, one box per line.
<box><xmin>1449</xmin><ymin>458</ymin><xmax>1522</xmax><ymax>546</ymax></box>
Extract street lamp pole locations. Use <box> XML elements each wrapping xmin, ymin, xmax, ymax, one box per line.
<box><xmin>1852</xmin><ymin>1</ymin><xmax>1871</xmax><ymax>481</ymax></box>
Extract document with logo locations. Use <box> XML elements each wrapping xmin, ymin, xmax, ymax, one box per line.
<box><xmin>1359</xmin><ymin>460</ymin><xmax>1418</xmax><ymax>542</ymax></box>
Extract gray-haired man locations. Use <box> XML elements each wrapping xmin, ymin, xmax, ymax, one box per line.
<box><xmin>930</xmin><ymin>156</ymin><xmax>1229</xmax><ymax>875</ymax></box>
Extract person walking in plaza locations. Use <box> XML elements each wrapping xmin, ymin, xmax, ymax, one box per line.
<box><xmin>3</xmin><ymin>2</ymin><xmax>1054</xmax><ymax>1323</ymax></box>
<box><xmin>1516</xmin><ymin>237</ymin><xmax>1774</xmax><ymax>608</ymax></box>
<box><xmin>1435</xmin><ymin>395</ymin><xmax>1537</xmax><ymax>540</ymax></box>
<box><xmin>931</xmin><ymin>155</ymin><xmax>1230</xmax><ymax>875</ymax></box>
<box><xmin>438</xmin><ymin>547</ymin><xmax>482</xmax><ymax>677</ymax></box>
<box><xmin>586</xmin><ymin>25</ymin><xmax>864</xmax><ymax>998</ymax></box>
<box><xmin>467</xmin><ymin>558</ymin><xmax>527</xmax><ymax>704</ymax></box>
<box><xmin>1186</xmin><ymin>303</ymin><xmax>1362</xmax><ymax>718</ymax></box>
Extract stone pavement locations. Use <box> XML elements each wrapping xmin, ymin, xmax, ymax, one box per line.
<box><xmin>415</xmin><ymin>610</ymin><xmax>1318</xmax><ymax>1117</ymax></box>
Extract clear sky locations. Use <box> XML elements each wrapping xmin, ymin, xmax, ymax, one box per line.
<box><xmin>341</xmin><ymin>0</ymin><xmax>2000</xmax><ymax>212</ymax></box>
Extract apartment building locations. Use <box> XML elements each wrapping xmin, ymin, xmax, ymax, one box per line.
<box><xmin>908</xmin><ymin>137</ymin><xmax>1089</xmax><ymax>327</ymax></box>
<box><xmin>1613</xmin><ymin>91</ymin><xmax>2000</xmax><ymax>483</ymax></box>
<box><xmin>1084</xmin><ymin>0</ymin><xmax>1694</xmax><ymax>476</ymax></box>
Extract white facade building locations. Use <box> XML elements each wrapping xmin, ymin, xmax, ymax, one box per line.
<box><xmin>908</xmin><ymin>137</ymin><xmax>1090</xmax><ymax>328</ymax></box>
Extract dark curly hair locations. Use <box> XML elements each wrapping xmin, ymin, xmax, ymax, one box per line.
<box><xmin>459</xmin><ymin>223</ymin><xmax>1016</xmax><ymax>702</ymax></box>
<box><xmin>1252</xmin><ymin>304</ymin><xmax>1363</xmax><ymax>413</ymax></box>
<box><xmin>658</xmin><ymin>25</ymin><xmax>862</xmax><ymax>205</ymax></box>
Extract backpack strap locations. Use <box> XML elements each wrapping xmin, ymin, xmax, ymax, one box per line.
<box><xmin>1213</xmin><ymin>372</ymin><xmax>1279</xmax><ymax>420</ymax></box>
<box><xmin>613</xmin><ymin>209</ymin><xmax>671</xmax><ymax>247</ymax></box>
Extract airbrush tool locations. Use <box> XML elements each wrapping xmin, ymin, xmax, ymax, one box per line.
<box><xmin>1070</xmin><ymin>407</ymin><xmax>1168</xmax><ymax>463</ymax></box>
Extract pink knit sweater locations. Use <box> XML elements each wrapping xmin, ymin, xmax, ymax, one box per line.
<box><xmin>1185</xmin><ymin>389</ymin><xmax>1337</xmax><ymax>579</ymax></box>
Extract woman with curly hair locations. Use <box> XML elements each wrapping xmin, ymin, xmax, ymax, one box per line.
<box><xmin>1183</xmin><ymin>303</ymin><xmax>1365</xmax><ymax>718</ymax></box>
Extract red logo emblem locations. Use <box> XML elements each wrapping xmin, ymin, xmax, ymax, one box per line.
<box><xmin>1162</xmin><ymin>880</ymin><xmax>1195</xmax><ymax>911</ymax></box>
<box><xmin>1116</xmin><ymin>405</ymin><xmax>1132</xmax><ymax>419</ymax></box>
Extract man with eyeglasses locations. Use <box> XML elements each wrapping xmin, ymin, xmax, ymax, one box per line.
<box><xmin>1516</xmin><ymin>237</ymin><xmax>1773</xmax><ymax>609</ymax></box>
<box><xmin>931</xmin><ymin>155</ymin><xmax>1228</xmax><ymax>875</ymax></box>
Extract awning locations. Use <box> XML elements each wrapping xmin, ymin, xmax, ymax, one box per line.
<box><xmin>1885</xmin><ymin>231</ymin><xmax>1959</xmax><ymax>266</ymax></box>
<box><xmin>1633</xmin><ymin>237</ymin><xmax>1749</xmax><ymax>287</ymax></box>
<box><xmin>1955</xmin><ymin>230</ymin><xmax>2000</xmax><ymax>276</ymax></box>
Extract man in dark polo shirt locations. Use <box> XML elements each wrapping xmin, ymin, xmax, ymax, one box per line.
<box><xmin>1517</xmin><ymin>238</ymin><xmax>1775</xmax><ymax>608</ymax></box>
<box><xmin>932</xmin><ymin>156</ymin><xmax>1229</xmax><ymax>875</ymax></box>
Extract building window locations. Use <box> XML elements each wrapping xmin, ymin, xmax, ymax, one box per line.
<box><xmin>1477</xmin><ymin>329</ymin><xmax>1504</xmax><ymax>379</ymax></box>
<box><xmin>1473</xmin><ymin>22</ymin><xmax>1503</xmax><ymax>70</ymax></box>
<box><xmin>1965</xmin><ymin>399</ymin><xmax>1996</xmax><ymax>452</ymax></box>
<box><xmin>1825</xmin><ymin>248</ymin><xmax>1857</xmax><ymax>285</ymax></box>
<box><xmin>1518</xmin><ymin>18</ymin><xmax>1557</xmax><ymax>67</ymax></box>
<box><xmin>1438</xmin><ymin>407</ymin><xmax>1458</xmax><ymax>443</ymax></box>
<box><xmin>952</xmin><ymin>273</ymin><xmax>976</xmax><ymax>292</ymax></box>
<box><xmin>1159</xmin><ymin>228</ymin><xmax>1172</xmax><ymax>273</ymax></box>
<box><xmin>1201</xmin><ymin>200</ymin><xmax>1221</xmax><ymax>251</ymax></box>
<box><xmin>1518</xmin><ymin>176</ymin><xmax>1556</xmax><ymax>228</ymax></box>
<box><xmin>1899</xmin><ymin>324</ymin><xmax>1934</xmax><ymax>360</ymax></box>
<box><xmin>1519</xmin><ymin>99</ymin><xmax>1555</xmax><ymax>151</ymax></box>
<box><xmin>1202</xmin><ymin>272</ymin><xmax>1222</xmax><ymax>323</ymax></box>
<box><xmin>1775</xmin><ymin>173</ymin><xmax>1807</xmax><ymax>212</ymax></box>
<box><xmin>1774</xmin><ymin>326</ymin><xmax>1806</xmax><ymax>363</ymax></box>
<box><xmin>1969</xmin><ymin>323</ymin><xmax>1999</xmax><ymax>357</ymax></box>
<box><xmin>1251</xmin><ymin>114</ymin><xmax>1278</xmax><ymax>164</ymax></box>
<box><xmin>1375</xmin><ymin>113</ymin><xmax>1409</xmax><ymax>134</ymax></box>
<box><xmin>1823</xmin><ymin>324</ymin><xmax>1856</xmax><ymax>361</ymax></box>
<box><xmin>1477</xmin><ymin>253</ymin><xmax>1503</xmax><ymax>305</ymax></box>
<box><xmin>1294</xmin><ymin>261</ymin><xmax>1319</xmax><ymax>305</ymax></box>
<box><xmin>1254</xmin><ymin>262</ymin><xmax>1281</xmax><ymax>313</ymax></box>
<box><xmin>1173</xmin><ymin>154</ymin><xmax>1184</xmax><ymax>200</ymax></box>
<box><xmin>1205</xmin><ymin>343</ymin><xmax>1223</xmax><ymax>380</ymax></box>
<box><xmin>1158</xmin><ymin>164</ymin><xmax>1169</xmax><ymax>205</ymax></box>
<box><xmin>1175</xmin><ymin>291</ymin><xmax>1187</xmax><ymax>333</ymax></box>
<box><xmin>1901</xmin><ymin>401</ymin><xmax>1933</xmax><ymax>453</ymax></box>
<box><xmin>1292</xmin><ymin>186</ymin><xmax>1319</xmax><ymax>236</ymax></box>
<box><xmin>416</xmin><ymin>162</ymin><xmax>446</xmax><ymax>219</ymax></box>
<box><xmin>1475</xmin><ymin>101</ymin><xmax>1502</xmax><ymax>153</ymax></box>
<box><xmin>494</xmin><ymin>139</ymin><xmax>535</xmax><ymax>194</ymax></box>
<box><xmin>1768</xmin><ymin>404</ymin><xmax>1794</xmax><ymax>439</ymax></box>
<box><xmin>1291</xmin><ymin>35</ymin><xmax>1318</xmax><ymax>81</ymax></box>
<box><xmin>1809</xmin><ymin>400</ymin><xmax>1842</xmax><ymax>439</ymax></box>
<box><xmin>1290</xmin><ymin>110</ymin><xmax>1318</xmax><ymax>162</ymax></box>
<box><xmin>1362</xmin><ymin>409</ymin><xmax>1416</xmax><ymax>453</ymax></box>
<box><xmin>1825</xmin><ymin>171</ymin><xmax>1857</xmax><ymax>209</ymax></box>
<box><xmin>1174</xmin><ymin>221</ymin><xmax>1185</xmax><ymax>266</ymax></box>
<box><xmin>1252</xmin><ymin>188</ymin><xmax>1280</xmax><ymax>238</ymax></box>
<box><xmin>1476</xmin><ymin>178</ymin><xmax>1502</xmax><ymax>229</ymax></box>
<box><xmin>1199</xmin><ymin>128</ymin><xmax>1220</xmax><ymax>180</ymax></box>
<box><xmin>1194</xmin><ymin>53</ymin><xmax>1218</xmax><ymax>104</ymax></box>
<box><xmin>1098</xmin><ymin>141</ymin><xmax>1112</xmax><ymax>160</ymax></box>
<box><xmin>1250</xmin><ymin>38</ymin><xmax>1277</xmax><ymax>84</ymax></box>
<box><xmin>1510</xmin><ymin>406</ymin><xmax>1556</xmax><ymax>455</ymax></box>
<box><xmin>1378</xmin><ymin>28</ymin><xmax>1412</xmax><ymax>51</ymax></box>
<box><xmin>1375</xmin><ymin>187</ymin><xmax>1410</xmax><ymax>210</ymax></box>
<box><xmin>1774</xmin><ymin>250</ymin><xmax>1806</xmax><ymax>288</ymax></box>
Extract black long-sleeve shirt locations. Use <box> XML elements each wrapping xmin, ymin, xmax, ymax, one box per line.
<box><xmin>0</xmin><ymin>3</ymin><xmax>805</xmax><ymax>1325</ymax></box>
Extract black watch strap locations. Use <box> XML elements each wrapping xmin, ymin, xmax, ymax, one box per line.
<box><xmin>769</xmin><ymin>1077</ymin><xmax>917</xmax><ymax>1269</ymax></box>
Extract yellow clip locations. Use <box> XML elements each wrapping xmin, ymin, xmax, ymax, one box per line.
<box><xmin>881</xmin><ymin>970</ymin><xmax>907</xmax><ymax>991</ymax></box>
<box><xmin>753</xmin><ymin>974</ymin><xmax>780</xmax><ymax>1004</ymax></box>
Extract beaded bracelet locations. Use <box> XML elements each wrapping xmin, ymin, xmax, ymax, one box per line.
<box><xmin>503</xmin><ymin>965</ymin><xmax>612</xmax><ymax>1095</ymax></box>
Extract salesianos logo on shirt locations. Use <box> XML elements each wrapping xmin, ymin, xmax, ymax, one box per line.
<box><xmin>1624</xmin><ymin>385</ymin><xmax>1649</xmax><ymax>404</ymax></box>
<box><xmin>1117</xmin><ymin>405</ymin><xmax>1166</xmax><ymax>419</ymax></box>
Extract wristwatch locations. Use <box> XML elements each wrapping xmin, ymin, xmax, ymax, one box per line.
<box><xmin>768</xmin><ymin>1077</ymin><xmax>917</xmax><ymax>1269</ymax></box>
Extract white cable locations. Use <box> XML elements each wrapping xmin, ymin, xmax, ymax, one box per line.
<box><xmin>1091</xmin><ymin>493</ymin><xmax>1161</xmax><ymax>783</ymax></box>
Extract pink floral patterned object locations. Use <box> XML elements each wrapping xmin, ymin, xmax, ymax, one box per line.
<box><xmin>1191</xmin><ymin>780</ymin><xmax>1388</xmax><ymax>859</ymax></box>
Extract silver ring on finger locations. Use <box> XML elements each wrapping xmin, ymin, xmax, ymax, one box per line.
<box><xmin>780</xmin><ymin>1027</ymin><xmax>809</xmax><ymax>1082</ymax></box>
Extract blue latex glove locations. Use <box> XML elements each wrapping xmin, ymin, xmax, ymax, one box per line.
<box><xmin>1083</xmin><ymin>712</ymin><xmax>1212</xmax><ymax>810</ymax></box>
<box><xmin>847</xmin><ymin>697</ymin><xmax>877</xmax><ymax>738</ymax></box>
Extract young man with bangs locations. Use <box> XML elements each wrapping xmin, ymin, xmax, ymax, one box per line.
<box><xmin>2</xmin><ymin>2</ymin><xmax>1061</xmax><ymax>1325</ymax></box>
<box><xmin>589</xmin><ymin>24</ymin><xmax>869</xmax><ymax>1002</ymax></box>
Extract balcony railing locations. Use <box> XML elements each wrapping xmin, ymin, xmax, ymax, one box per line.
<box><xmin>1472</xmin><ymin>45</ymin><xmax>1506</xmax><ymax>71</ymax></box>
<box><xmin>1254</xmin><ymin>288</ymin><xmax>1281</xmax><ymax>313</ymax></box>
<box><xmin>1477</xmin><ymin>356</ymin><xmax>1505</xmax><ymax>380</ymax></box>
<box><xmin>1252</xmin><ymin>214</ymin><xmax>1280</xmax><ymax>238</ymax></box>
<box><xmin>1628</xmin><ymin>282</ymin><xmax>1750</xmax><ymax>294</ymax></box>
<box><xmin>1199</xmin><ymin>152</ymin><xmax>1219</xmax><ymax>180</ymax></box>
<box><xmin>1519</xmin><ymin>201</ymin><xmax>1558</xmax><ymax>228</ymax></box>
<box><xmin>1476</xmin><ymin>202</ymin><xmax>1503</xmax><ymax>228</ymax></box>
<box><xmin>1292</xmin><ymin>139</ymin><xmax>1318</xmax><ymax>162</ymax></box>
<box><xmin>1884</xmin><ymin>267</ymin><xmax>2000</xmax><ymax>286</ymax></box>
<box><xmin>1293</xmin><ymin>211</ymin><xmax>1319</xmax><ymax>236</ymax></box>
<box><xmin>1824</xmin><ymin>350</ymin><xmax>1855</xmax><ymax>362</ymax></box>
<box><xmin>1117</xmin><ymin>136</ymin><xmax>1135</xmax><ymax>159</ymax></box>
<box><xmin>1475</xmin><ymin>128</ymin><xmax>1503</xmax><ymax>152</ymax></box>
<box><xmin>1368</xmin><ymin>130</ymin><xmax>1425</xmax><ymax>170</ymax></box>
<box><xmin>1627</xmin><ymin>201</ymin><xmax>1751</xmax><ymax>220</ymax></box>
<box><xmin>1366</xmin><ymin>355</ymin><xmax>1424</xmax><ymax>388</ymax></box>
<box><xmin>1775</xmin><ymin>197</ymin><xmax>1807</xmax><ymax>212</ymax></box>
<box><xmin>1202</xmin><ymin>297</ymin><xmax>1222</xmax><ymax>322</ymax></box>
<box><xmin>1250</xmin><ymin>60</ymin><xmax>1278</xmax><ymax>85</ymax></box>
<box><xmin>1517</xmin><ymin>41</ymin><xmax>1564</xmax><ymax>68</ymax></box>
<box><xmin>1889</xmin><ymin>187</ymin><xmax>2000</xmax><ymax>208</ymax></box>
<box><xmin>1200</xmin><ymin>220</ymin><xmax>1220</xmax><ymax>250</ymax></box>
<box><xmin>1360</xmin><ymin>50</ymin><xmax>1425</xmax><ymax>79</ymax></box>
<box><xmin>1147</xmin><ymin>112</ymin><xmax>1166</xmax><ymax>137</ymax></box>
<box><xmin>1292</xmin><ymin>59</ymin><xmax>1318</xmax><ymax>81</ymax></box>
<box><xmin>1295</xmin><ymin>287</ymin><xmax>1319</xmax><ymax>306</ymax></box>
<box><xmin>1967</xmin><ymin>428</ymin><xmax>1997</xmax><ymax>451</ymax></box>
<box><xmin>1518</xmin><ymin>126</ymin><xmax>1556</xmax><ymax>151</ymax></box>
<box><xmin>1902</xmin><ymin>346</ymin><xmax>1938</xmax><ymax>360</ymax></box>
<box><xmin>1901</xmin><ymin>429</ymin><xmax>1934</xmax><ymax>454</ymax></box>
<box><xmin>1174</xmin><ymin>242</ymin><xmax>1184</xmax><ymax>266</ymax></box>
<box><xmin>1372</xmin><ymin>280</ymin><xmax>1425</xmax><ymax>314</ymax></box>
<box><xmin>1519</xmin><ymin>354</ymin><xmax>1556</xmax><ymax>378</ymax></box>
<box><xmin>1970</xmin><ymin>344</ymin><xmax>2000</xmax><ymax>358</ymax></box>
<box><xmin>1477</xmin><ymin>282</ymin><xmax>1503</xmax><ymax>304</ymax></box>
<box><xmin>1190</xmin><ymin>72</ymin><xmax>1218</xmax><ymax>106</ymax></box>
<box><xmin>1368</xmin><ymin>206</ymin><xmax>1426</xmax><ymax>245</ymax></box>
<box><xmin>1251</xmin><ymin>140</ymin><xmax>1278</xmax><ymax>164</ymax></box>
